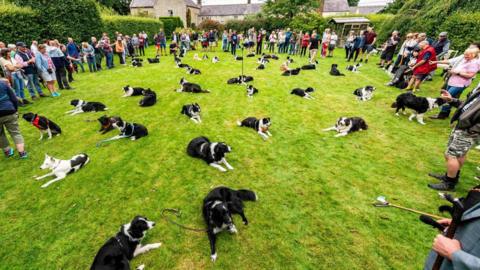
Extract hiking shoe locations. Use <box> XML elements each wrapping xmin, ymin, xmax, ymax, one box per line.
<box><xmin>428</xmin><ymin>181</ymin><xmax>456</xmax><ymax>191</ymax></box>
<box><xmin>22</xmin><ymin>99</ymin><xmax>31</xmax><ymax>104</ymax></box>
<box><xmin>19</xmin><ymin>151</ymin><xmax>28</xmax><ymax>159</ymax></box>
<box><xmin>365</xmin><ymin>59</ymin><xmax>368</xmax><ymax>63</ymax></box>
<box><xmin>428</xmin><ymin>172</ymin><xmax>446</xmax><ymax>181</ymax></box>
<box><xmin>429</xmin><ymin>112</ymin><xmax>449</xmax><ymax>120</ymax></box>
<box><xmin>4</xmin><ymin>148</ymin><xmax>14</xmax><ymax>158</ymax></box>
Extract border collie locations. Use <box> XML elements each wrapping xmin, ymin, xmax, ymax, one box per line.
<box><xmin>34</xmin><ymin>153</ymin><xmax>89</xmax><ymax>188</ymax></box>
<box><xmin>282</xmin><ymin>67</ymin><xmax>301</xmax><ymax>76</ymax></box>
<box><xmin>139</xmin><ymin>89</ymin><xmax>157</xmax><ymax>107</ymax></box>
<box><xmin>107</xmin><ymin>117</ymin><xmax>148</xmax><ymax>141</ymax></box>
<box><xmin>97</xmin><ymin>115</ymin><xmax>120</xmax><ymax>134</ymax></box>
<box><xmin>286</xmin><ymin>56</ymin><xmax>294</xmax><ymax>64</ymax></box>
<box><xmin>270</xmin><ymin>54</ymin><xmax>279</xmax><ymax>60</ymax></box>
<box><xmin>203</xmin><ymin>54</ymin><xmax>209</xmax><ymax>60</ymax></box>
<box><xmin>291</xmin><ymin>87</ymin><xmax>315</xmax><ymax>99</ymax></box>
<box><xmin>234</xmin><ymin>56</ymin><xmax>243</xmax><ymax>61</ymax></box>
<box><xmin>90</xmin><ymin>216</ymin><xmax>161</xmax><ymax>270</ymax></box>
<box><xmin>246</xmin><ymin>52</ymin><xmax>255</xmax><ymax>58</ymax></box>
<box><xmin>391</xmin><ymin>92</ymin><xmax>445</xmax><ymax>125</ymax></box>
<box><xmin>330</xmin><ymin>64</ymin><xmax>345</xmax><ymax>76</ymax></box>
<box><xmin>323</xmin><ymin>117</ymin><xmax>368</xmax><ymax>137</ymax></box>
<box><xmin>187</xmin><ymin>136</ymin><xmax>233</xmax><ymax>172</ymax></box>
<box><xmin>147</xmin><ymin>55</ymin><xmax>160</xmax><ymax>64</ymax></box>
<box><xmin>246</xmin><ymin>85</ymin><xmax>258</xmax><ymax>98</ymax></box>
<box><xmin>301</xmin><ymin>60</ymin><xmax>318</xmax><ymax>70</ymax></box>
<box><xmin>22</xmin><ymin>113</ymin><xmax>61</xmax><ymax>140</ymax></box>
<box><xmin>346</xmin><ymin>63</ymin><xmax>361</xmax><ymax>72</ymax></box>
<box><xmin>194</xmin><ymin>53</ymin><xmax>202</xmax><ymax>61</ymax></box>
<box><xmin>203</xmin><ymin>187</ymin><xmax>257</xmax><ymax>262</ymax></box>
<box><xmin>132</xmin><ymin>58</ymin><xmax>143</xmax><ymax>67</ymax></box>
<box><xmin>177</xmin><ymin>78</ymin><xmax>210</xmax><ymax>93</ymax></box>
<box><xmin>186</xmin><ymin>66</ymin><xmax>201</xmax><ymax>75</ymax></box>
<box><xmin>227</xmin><ymin>75</ymin><xmax>254</xmax><ymax>85</ymax></box>
<box><xmin>353</xmin><ymin>86</ymin><xmax>376</xmax><ymax>101</ymax></box>
<box><xmin>261</xmin><ymin>54</ymin><xmax>272</xmax><ymax>59</ymax></box>
<box><xmin>181</xmin><ymin>103</ymin><xmax>202</xmax><ymax>123</ymax></box>
<box><xmin>257</xmin><ymin>57</ymin><xmax>269</xmax><ymax>64</ymax></box>
<box><xmin>123</xmin><ymin>86</ymin><xmax>145</xmax><ymax>97</ymax></box>
<box><xmin>66</xmin><ymin>100</ymin><xmax>107</xmax><ymax>115</ymax></box>
<box><xmin>237</xmin><ymin>117</ymin><xmax>271</xmax><ymax>140</ymax></box>
<box><xmin>212</xmin><ymin>56</ymin><xmax>219</xmax><ymax>63</ymax></box>
<box><xmin>175</xmin><ymin>59</ymin><xmax>190</xmax><ymax>69</ymax></box>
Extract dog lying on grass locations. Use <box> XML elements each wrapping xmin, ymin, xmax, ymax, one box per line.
<box><xmin>34</xmin><ymin>153</ymin><xmax>89</xmax><ymax>188</ymax></box>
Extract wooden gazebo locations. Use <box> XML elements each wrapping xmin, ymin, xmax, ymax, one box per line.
<box><xmin>329</xmin><ymin>17</ymin><xmax>370</xmax><ymax>47</ymax></box>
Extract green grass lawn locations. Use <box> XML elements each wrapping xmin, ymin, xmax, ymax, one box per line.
<box><xmin>0</xmin><ymin>46</ymin><xmax>479</xmax><ymax>270</ymax></box>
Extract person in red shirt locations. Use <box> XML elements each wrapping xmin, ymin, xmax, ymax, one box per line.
<box><xmin>300</xmin><ymin>32</ymin><xmax>310</xmax><ymax>57</ymax></box>
<box><xmin>406</xmin><ymin>41</ymin><xmax>437</xmax><ymax>91</ymax></box>
<box><xmin>359</xmin><ymin>26</ymin><xmax>377</xmax><ymax>63</ymax></box>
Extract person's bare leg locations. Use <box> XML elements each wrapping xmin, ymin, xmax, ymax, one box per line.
<box><xmin>16</xmin><ymin>143</ymin><xmax>24</xmax><ymax>153</ymax></box>
<box><xmin>446</xmin><ymin>157</ymin><xmax>461</xmax><ymax>178</ymax></box>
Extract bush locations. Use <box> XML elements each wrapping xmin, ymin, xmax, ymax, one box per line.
<box><xmin>0</xmin><ymin>4</ymin><xmax>42</xmax><ymax>44</ymax></box>
<box><xmin>102</xmin><ymin>15</ymin><xmax>163</xmax><ymax>40</ymax></box>
<box><xmin>13</xmin><ymin>0</ymin><xmax>104</xmax><ymax>42</ymax></box>
<box><xmin>441</xmin><ymin>12</ymin><xmax>480</xmax><ymax>51</ymax></box>
<box><xmin>198</xmin><ymin>19</ymin><xmax>224</xmax><ymax>31</ymax></box>
<box><xmin>159</xmin><ymin>17</ymin><xmax>184</xmax><ymax>36</ymax></box>
<box><xmin>289</xmin><ymin>12</ymin><xmax>327</xmax><ymax>32</ymax></box>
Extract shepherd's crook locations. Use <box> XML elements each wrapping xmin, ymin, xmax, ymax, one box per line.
<box><xmin>374</xmin><ymin>196</ymin><xmax>445</xmax><ymax>220</ymax></box>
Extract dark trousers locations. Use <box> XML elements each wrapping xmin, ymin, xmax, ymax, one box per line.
<box><xmin>348</xmin><ymin>48</ymin><xmax>360</xmax><ymax>62</ymax></box>
<box><xmin>231</xmin><ymin>43</ymin><xmax>237</xmax><ymax>55</ymax></box>
<box><xmin>268</xmin><ymin>42</ymin><xmax>275</xmax><ymax>53</ymax></box>
<box><xmin>55</xmin><ymin>67</ymin><xmax>70</xmax><ymax>89</ymax></box>
<box><xmin>300</xmin><ymin>46</ymin><xmax>307</xmax><ymax>57</ymax></box>
<box><xmin>256</xmin><ymin>42</ymin><xmax>263</xmax><ymax>55</ymax></box>
<box><xmin>117</xmin><ymin>52</ymin><xmax>125</xmax><ymax>64</ymax></box>
<box><xmin>139</xmin><ymin>46</ymin><xmax>145</xmax><ymax>56</ymax></box>
<box><xmin>66</xmin><ymin>65</ymin><xmax>74</xmax><ymax>82</ymax></box>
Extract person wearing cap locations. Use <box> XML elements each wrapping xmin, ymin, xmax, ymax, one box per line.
<box><xmin>405</xmin><ymin>40</ymin><xmax>437</xmax><ymax>92</ymax></box>
<box><xmin>433</xmin><ymin>32</ymin><xmax>451</xmax><ymax>60</ymax></box>
<box><xmin>0</xmin><ymin>79</ymin><xmax>27</xmax><ymax>159</ymax></box>
<box><xmin>14</xmin><ymin>42</ymin><xmax>46</xmax><ymax>100</ymax></box>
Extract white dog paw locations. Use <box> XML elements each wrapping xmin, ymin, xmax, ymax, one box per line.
<box><xmin>150</xmin><ymin>243</ymin><xmax>162</xmax><ymax>249</ymax></box>
<box><xmin>41</xmin><ymin>184</ymin><xmax>49</xmax><ymax>188</ymax></box>
<box><xmin>211</xmin><ymin>253</ymin><xmax>217</xmax><ymax>262</ymax></box>
<box><xmin>136</xmin><ymin>264</ymin><xmax>145</xmax><ymax>270</ymax></box>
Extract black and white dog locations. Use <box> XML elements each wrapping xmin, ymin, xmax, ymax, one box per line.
<box><xmin>323</xmin><ymin>117</ymin><xmax>368</xmax><ymax>137</ymax></box>
<box><xmin>132</xmin><ymin>58</ymin><xmax>143</xmax><ymax>67</ymax></box>
<box><xmin>181</xmin><ymin>103</ymin><xmax>202</xmax><ymax>123</ymax></box>
<box><xmin>286</xmin><ymin>56</ymin><xmax>294</xmax><ymax>64</ymax></box>
<box><xmin>97</xmin><ymin>115</ymin><xmax>120</xmax><ymax>134</ymax></box>
<box><xmin>346</xmin><ymin>63</ymin><xmax>361</xmax><ymax>72</ymax></box>
<box><xmin>212</xmin><ymin>56</ymin><xmax>219</xmax><ymax>63</ymax></box>
<box><xmin>34</xmin><ymin>153</ymin><xmax>89</xmax><ymax>188</ymax></box>
<box><xmin>246</xmin><ymin>85</ymin><xmax>258</xmax><ymax>98</ymax></box>
<box><xmin>175</xmin><ymin>59</ymin><xmax>190</xmax><ymax>69</ymax></box>
<box><xmin>123</xmin><ymin>86</ymin><xmax>145</xmax><ymax>97</ymax></box>
<box><xmin>353</xmin><ymin>85</ymin><xmax>376</xmax><ymax>101</ymax></box>
<box><xmin>90</xmin><ymin>216</ymin><xmax>161</xmax><ymax>270</ymax></box>
<box><xmin>186</xmin><ymin>66</ymin><xmax>201</xmax><ymax>75</ymax></box>
<box><xmin>270</xmin><ymin>54</ymin><xmax>279</xmax><ymax>60</ymax></box>
<box><xmin>99</xmin><ymin>118</ymin><xmax>148</xmax><ymax>145</ymax></box>
<box><xmin>187</xmin><ymin>136</ymin><xmax>233</xmax><ymax>172</ymax></box>
<box><xmin>202</xmin><ymin>54</ymin><xmax>209</xmax><ymax>60</ymax></box>
<box><xmin>234</xmin><ymin>56</ymin><xmax>243</xmax><ymax>61</ymax></box>
<box><xmin>139</xmin><ymin>89</ymin><xmax>157</xmax><ymax>107</ymax></box>
<box><xmin>282</xmin><ymin>67</ymin><xmax>301</xmax><ymax>76</ymax></box>
<box><xmin>330</xmin><ymin>64</ymin><xmax>345</xmax><ymax>76</ymax></box>
<box><xmin>227</xmin><ymin>75</ymin><xmax>254</xmax><ymax>85</ymax></box>
<box><xmin>177</xmin><ymin>78</ymin><xmax>210</xmax><ymax>93</ymax></box>
<box><xmin>301</xmin><ymin>60</ymin><xmax>318</xmax><ymax>70</ymax></box>
<box><xmin>246</xmin><ymin>52</ymin><xmax>255</xmax><ymax>58</ymax></box>
<box><xmin>203</xmin><ymin>187</ymin><xmax>257</xmax><ymax>262</ymax></box>
<box><xmin>147</xmin><ymin>55</ymin><xmax>160</xmax><ymax>63</ymax></box>
<box><xmin>391</xmin><ymin>92</ymin><xmax>445</xmax><ymax>125</ymax></box>
<box><xmin>22</xmin><ymin>113</ymin><xmax>62</xmax><ymax>140</ymax></box>
<box><xmin>290</xmin><ymin>87</ymin><xmax>315</xmax><ymax>99</ymax></box>
<box><xmin>66</xmin><ymin>100</ymin><xmax>108</xmax><ymax>115</ymax></box>
<box><xmin>237</xmin><ymin>117</ymin><xmax>272</xmax><ymax>140</ymax></box>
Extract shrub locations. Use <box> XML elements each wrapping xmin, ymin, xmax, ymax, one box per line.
<box><xmin>102</xmin><ymin>15</ymin><xmax>163</xmax><ymax>40</ymax></box>
<box><xmin>159</xmin><ymin>17</ymin><xmax>184</xmax><ymax>36</ymax></box>
<box><xmin>441</xmin><ymin>12</ymin><xmax>480</xmax><ymax>51</ymax></box>
<box><xmin>0</xmin><ymin>4</ymin><xmax>42</xmax><ymax>44</ymax></box>
<box><xmin>13</xmin><ymin>0</ymin><xmax>104</xmax><ymax>42</ymax></box>
<box><xmin>198</xmin><ymin>19</ymin><xmax>225</xmax><ymax>31</ymax></box>
<box><xmin>289</xmin><ymin>12</ymin><xmax>327</xmax><ymax>32</ymax></box>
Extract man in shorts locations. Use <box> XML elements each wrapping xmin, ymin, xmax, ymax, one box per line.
<box><xmin>378</xmin><ymin>30</ymin><xmax>400</xmax><ymax>68</ymax></box>
<box><xmin>405</xmin><ymin>41</ymin><xmax>437</xmax><ymax>91</ymax></box>
<box><xmin>429</xmin><ymin>83</ymin><xmax>480</xmax><ymax>191</ymax></box>
<box><xmin>359</xmin><ymin>26</ymin><xmax>377</xmax><ymax>63</ymax></box>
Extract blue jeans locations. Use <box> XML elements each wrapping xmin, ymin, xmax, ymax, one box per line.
<box><xmin>11</xmin><ymin>72</ymin><xmax>25</xmax><ymax>99</ymax></box>
<box><xmin>222</xmin><ymin>39</ymin><xmax>228</xmax><ymax>51</ymax></box>
<box><xmin>26</xmin><ymin>73</ymin><xmax>43</xmax><ymax>97</ymax></box>
<box><xmin>73</xmin><ymin>59</ymin><xmax>85</xmax><ymax>72</ymax></box>
<box><xmin>106</xmin><ymin>52</ymin><xmax>114</xmax><ymax>68</ymax></box>
<box><xmin>87</xmin><ymin>56</ymin><xmax>97</xmax><ymax>72</ymax></box>
<box><xmin>441</xmin><ymin>85</ymin><xmax>467</xmax><ymax>114</ymax></box>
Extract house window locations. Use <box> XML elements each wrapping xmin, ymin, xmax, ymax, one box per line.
<box><xmin>168</xmin><ymin>10</ymin><xmax>173</xmax><ymax>16</ymax></box>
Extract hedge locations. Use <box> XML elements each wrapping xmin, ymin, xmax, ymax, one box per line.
<box><xmin>159</xmin><ymin>17</ymin><xmax>184</xmax><ymax>36</ymax></box>
<box><xmin>289</xmin><ymin>13</ymin><xmax>327</xmax><ymax>33</ymax></box>
<box><xmin>0</xmin><ymin>4</ymin><xmax>42</xmax><ymax>44</ymax></box>
<box><xmin>102</xmin><ymin>15</ymin><xmax>164</xmax><ymax>41</ymax></box>
<box><xmin>13</xmin><ymin>0</ymin><xmax>104</xmax><ymax>42</ymax></box>
<box><xmin>440</xmin><ymin>12</ymin><xmax>480</xmax><ymax>51</ymax></box>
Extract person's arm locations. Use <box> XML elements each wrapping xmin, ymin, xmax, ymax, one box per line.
<box><xmin>15</xmin><ymin>54</ymin><xmax>27</xmax><ymax>67</ymax></box>
<box><xmin>450</xmin><ymin>250</ymin><xmax>480</xmax><ymax>269</ymax></box>
<box><xmin>1</xmin><ymin>81</ymin><xmax>18</xmax><ymax>110</ymax></box>
<box><xmin>440</xmin><ymin>90</ymin><xmax>462</xmax><ymax>107</ymax></box>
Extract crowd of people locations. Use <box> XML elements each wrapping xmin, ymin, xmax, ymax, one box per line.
<box><xmin>1</xmin><ymin>25</ymin><xmax>480</xmax><ymax>269</ymax></box>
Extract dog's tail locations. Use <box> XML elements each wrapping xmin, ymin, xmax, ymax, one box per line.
<box><xmin>236</xmin><ymin>189</ymin><xmax>257</xmax><ymax>201</ymax></box>
<box><xmin>201</xmin><ymin>89</ymin><xmax>211</xmax><ymax>93</ymax></box>
<box><xmin>391</xmin><ymin>102</ymin><xmax>398</xmax><ymax>108</ymax></box>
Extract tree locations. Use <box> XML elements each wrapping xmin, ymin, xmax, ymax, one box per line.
<box><xmin>262</xmin><ymin>0</ymin><xmax>319</xmax><ymax>19</ymax></box>
<box><xmin>97</xmin><ymin>0</ymin><xmax>132</xmax><ymax>15</ymax></box>
<box><xmin>348</xmin><ymin>0</ymin><xmax>360</xmax><ymax>6</ymax></box>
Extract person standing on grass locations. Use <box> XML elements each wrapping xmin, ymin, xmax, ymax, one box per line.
<box><xmin>378</xmin><ymin>30</ymin><xmax>400</xmax><ymax>68</ymax></box>
<box><xmin>81</xmin><ymin>42</ymin><xmax>96</xmax><ymax>73</ymax></box>
<box><xmin>66</xmin><ymin>38</ymin><xmax>85</xmax><ymax>72</ymax></box>
<box><xmin>208</xmin><ymin>30</ymin><xmax>216</xmax><ymax>52</ymax></box>
<box><xmin>300</xmin><ymin>32</ymin><xmax>310</xmax><ymax>57</ymax></box>
<box><xmin>131</xmin><ymin>34</ymin><xmax>139</xmax><ymax>56</ymax></box>
<box><xmin>91</xmin><ymin>37</ymin><xmax>103</xmax><ymax>70</ymax></box>
<box><xmin>327</xmin><ymin>31</ymin><xmax>338</xmax><ymax>57</ymax></box>
<box><xmin>158</xmin><ymin>29</ymin><xmax>167</xmax><ymax>56</ymax></box>
<box><xmin>61</xmin><ymin>44</ymin><xmax>75</xmax><ymax>82</ymax></box>
<box><xmin>115</xmin><ymin>36</ymin><xmax>125</xmax><ymax>65</ymax></box>
<box><xmin>138</xmin><ymin>33</ymin><xmax>145</xmax><ymax>56</ymax></box>
<box><xmin>344</xmin><ymin>30</ymin><xmax>356</xmax><ymax>60</ymax></box>
<box><xmin>428</xmin><ymin>83</ymin><xmax>480</xmax><ymax>191</ymax></box>
<box><xmin>359</xmin><ymin>27</ymin><xmax>377</xmax><ymax>63</ymax></box>
<box><xmin>231</xmin><ymin>31</ymin><xmax>238</xmax><ymax>56</ymax></box>
<box><xmin>15</xmin><ymin>42</ymin><xmax>46</xmax><ymax>100</ymax></box>
<box><xmin>429</xmin><ymin>48</ymin><xmax>480</xmax><ymax>120</ymax></box>
<box><xmin>0</xmin><ymin>79</ymin><xmax>27</xmax><ymax>159</ymax></box>
<box><xmin>222</xmin><ymin>30</ymin><xmax>228</xmax><ymax>52</ymax></box>
<box><xmin>256</xmin><ymin>29</ymin><xmax>264</xmax><ymax>55</ymax></box>
<box><xmin>49</xmin><ymin>40</ymin><xmax>72</xmax><ymax>90</ymax></box>
<box><xmin>277</xmin><ymin>30</ymin><xmax>285</xmax><ymax>54</ymax></box>
<box><xmin>35</xmin><ymin>44</ymin><xmax>60</xmax><ymax>97</ymax></box>
<box><xmin>0</xmin><ymin>49</ymin><xmax>29</xmax><ymax>106</ymax></box>
<box><xmin>321</xmin><ymin>28</ymin><xmax>331</xmax><ymax>58</ymax></box>
<box><xmin>308</xmin><ymin>32</ymin><xmax>320</xmax><ymax>64</ymax></box>
<box><xmin>405</xmin><ymin>40</ymin><xmax>437</xmax><ymax>92</ymax></box>
<box><xmin>101</xmin><ymin>39</ymin><xmax>114</xmax><ymax>69</ymax></box>
<box><xmin>268</xmin><ymin>31</ymin><xmax>277</xmax><ymax>53</ymax></box>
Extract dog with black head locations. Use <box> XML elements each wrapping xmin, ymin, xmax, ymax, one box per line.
<box><xmin>187</xmin><ymin>136</ymin><xmax>233</xmax><ymax>172</ymax></box>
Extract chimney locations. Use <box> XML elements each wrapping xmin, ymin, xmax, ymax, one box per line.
<box><xmin>197</xmin><ymin>0</ymin><xmax>201</xmax><ymax>5</ymax></box>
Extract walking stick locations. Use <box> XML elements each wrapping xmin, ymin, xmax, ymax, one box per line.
<box><xmin>374</xmin><ymin>196</ymin><xmax>445</xmax><ymax>219</ymax></box>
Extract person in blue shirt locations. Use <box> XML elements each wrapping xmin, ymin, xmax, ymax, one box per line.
<box><xmin>231</xmin><ymin>31</ymin><xmax>238</xmax><ymax>56</ymax></box>
<box><xmin>66</xmin><ymin>37</ymin><xmax>85</xmax><ymax>72</ymax></box>
<box><xmin>348</xmin><ymin>30</ymin><xmax>365</xmax><ymax>62</ymax></box>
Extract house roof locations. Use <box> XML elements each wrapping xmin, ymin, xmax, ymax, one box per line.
<box><xmin>357</xmin><ymin>0</ymin><xmax>394</xmax><ymax>7</ymax></box>
<box><xmin>323</xmin><ymin>0</ymin><xmax>350</xmax><ymax>12</ymax></box>
<box><xmin>185</xmin><ymin>0</ymin><xmax>200</xmax><ymax>9</ymax></box>
<box><xmin>350</xmin><ymin>5</ymin><xmax>385</xmax><ymax>14</ymax></box>
<box><xmin>130</xmin><ymin>0</ymin><xmax>157</xmax><ymax>8</ymax></box>
<box><xmin>330</xmin><ymin>17</ymin><xmax>370</xmax><ymax>24</ymax></box>
<box><xmin>199</xmin><ymin>3</ymin><xmax>263</xmax><ymax>16</ymax></box>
